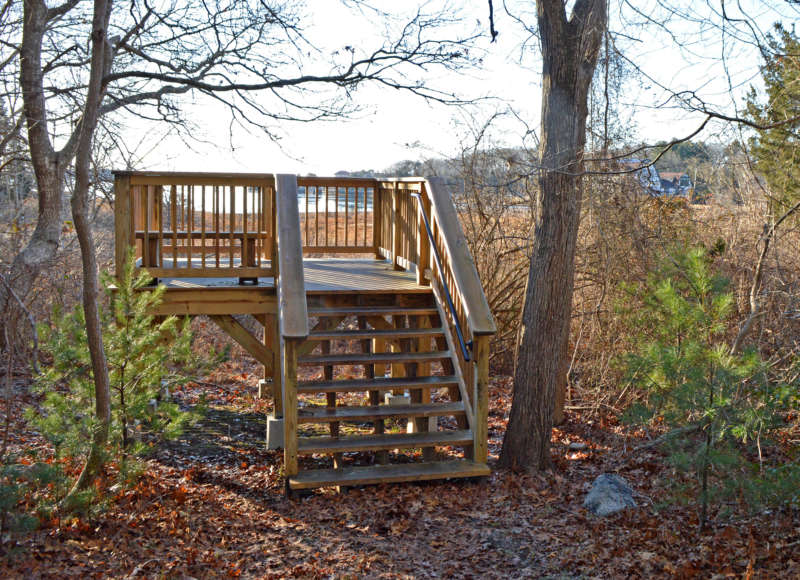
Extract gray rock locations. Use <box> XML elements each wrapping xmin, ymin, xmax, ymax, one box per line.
<box><xmin>583</xmin><ymin>474</ymin><xmax>636</xmax><ymax>516</ymax></box>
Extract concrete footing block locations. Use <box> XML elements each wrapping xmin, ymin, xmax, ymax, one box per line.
<box><xmin>266</xmin><ymin>414</ymin><xmax>284</xmax><ymax>450</ymax></box>
<box><xmin>407</xmin><ymin>416</ymin><xmax>438</xmax><ymax>433</ymax></box>
<box><xmin>258</xmin><ymin>379</ymin><xmax>271</xmax><ymax>399</ymax></box>
<box><xmin>385</xmin><ymin>392</ymin><xmax>410</xmax><ymax>406</ymax></box>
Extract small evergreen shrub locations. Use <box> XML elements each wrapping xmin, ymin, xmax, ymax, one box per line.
<box><xmin>620</xmin><ymin>247</ymin><xmax>798</xmax><ymax>526</ymax></box>
<box><xmin>30</xmin><ymin>252</ymin><xmax>211</xmax><ymax>491</ymax></box>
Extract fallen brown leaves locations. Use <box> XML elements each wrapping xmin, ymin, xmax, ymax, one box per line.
<box><xmin>2</xmin><ymin>368</ymin><xmax>798</xmax><ymax>579</ymax></box>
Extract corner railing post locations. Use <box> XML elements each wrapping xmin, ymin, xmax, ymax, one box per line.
<box><xmin>416</xmin><ymin>184</ymin><xmax>431</xmax><ymax>286</ymax></box>
<box><xmin>472</xmin><ymin>334</ymin><xmax>490</xmax><ymax>464</ymax></box>
<box><xmin>392</xmin><ymin>182</ymin><xmax>403</xmax><ymax>271</ymax></box>
<box><xmin>114</xmin><ymin>173</ymin><xmax>132</xmax><ymax>279</ymax></box>
<box><xmin>274</xmin><ymin>173</ymin><xmax>308</xmax><ymax>486</ymax></box>
<box><xmin>373</xmin><ymin>180</ymin><xmax>382</xmax><ymax>260</ymax></box>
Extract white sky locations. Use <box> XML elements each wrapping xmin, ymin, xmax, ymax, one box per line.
<box><xmin>124</xmin><ymin>0</ymin><xmax>799</xmax><ymax>176</ymax></box>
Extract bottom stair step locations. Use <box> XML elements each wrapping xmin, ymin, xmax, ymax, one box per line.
<box><xmin>298</xmin><ymin>429</ymin><xmax>473</xmax><ymax>454</ymax></box>
<box><xmin>289</xmin><ymin>460</ymin><xmax>490</xmax><ymax>490</ymax></box>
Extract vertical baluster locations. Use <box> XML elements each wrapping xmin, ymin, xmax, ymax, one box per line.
<box><xmin>157</xmin><ymin>185</ymin><xmax>163</xmax><ymax>268</ymax></box>
<box><xmin>304</xmin><ymin>184</ymin><xmax>309</xmax><ymax>246</ymax></box>
<box><xmin>344</xmin><ymin>185</ymin><xmax>350</xmax><ymax>247</ymax></box>
<box><xmin>335</xmin><ymin>185</ymin><xmax>339</xmax><ymax>247</ymax></box>
<box><xmin>363</xmin><ymin>187</ymin><xmax>368</xmax><ymax>247</ymax></box>
<box><xmin>229</xmin><ymin>183</ymin><xmax>235</xmax><ymax>268</ymax></box>
<box><xmin>243</xmin><ymin>183</ymin><xmax>249</xmax><ymax>267</ymax></box>
<box><xmin>170</xmin><ymin>185</ymin><xmax>177</xmax><ymax>267</ymax></box>
<box><xmin>201</xmin><ymin>185</ymin><xmax>206</xmax><ymax>269</ymax></box>
<box><xmin>353</xmin><ymin>184</ymin><xmax>358</xmax><ymax>246</ymax></box>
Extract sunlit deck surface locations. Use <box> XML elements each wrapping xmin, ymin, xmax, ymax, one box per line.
<box><xmin>155</xmin><ymin>258</ymin><xmax>427</xmax><ymax>294</ymax></box>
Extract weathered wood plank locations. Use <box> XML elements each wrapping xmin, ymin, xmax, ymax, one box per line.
<box><xmin>298</xmin><ymin>429</ymin><xmax>473</xmax><ymax>454</ymax></box>
<box><xmin>275</xmin><ymin>174</ymin><xmax>308</xmax><ymax>339</ymax></box>
<box><xmin>114</xmin><ymin>175</ymin><xmax>132</xmax><ymax>278</ymax></box>
<box><xmin>289</xmin><ymin>460</ymin><xmax>490</xmax><ymax>490</ymax></box>
<box><xmin>298</xmin><ymin>401</ymin><xmax>465</xmax><ymax>423</ymax></box>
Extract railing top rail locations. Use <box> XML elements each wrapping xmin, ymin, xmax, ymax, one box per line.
<box><xmin>114</xmin><ymin>170</ymin><xmax>277</xmax><ymax>179</ymax></box>
<box><xmin>115</xmin><ymin>171</ymin><xmax>277</xmax><ymax>187</ymax></box>
<box><xmin>297</xmin><ymin>176</ymin><xmax>379</xmax><ymax>185</ymax></box>
<box><xmin>275</xmin><ymin>174</ymin><xmax>309</xmax><ymax>339</ymax></box>
<box><xmin>424</xmin><ymin>177</ymin><xmax>496</xmax><ymax>337</ymax></box>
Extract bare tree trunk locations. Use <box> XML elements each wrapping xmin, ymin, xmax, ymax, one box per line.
<box><xmin>1</xmin><ymin>0</ymin><xmax>68</xmax><ymax>344</ymax></box>
<box><xmin>65</xmin><ymin>0</ymin><xmax>114</xmax><ymax>497</ymax></box>
<box><xmin>499</xmin><ymin>0</ymin><xmax>606</xmax><ymax>471</ymax></box>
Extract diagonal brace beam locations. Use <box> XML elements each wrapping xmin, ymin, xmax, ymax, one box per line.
<box><xmin>210</xmin><ymin>315</ymin><xmax>274</xmax><ymax>372</ymax></box>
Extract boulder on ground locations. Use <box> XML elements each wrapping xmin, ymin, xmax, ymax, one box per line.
<box><xmin>583</xmin><ymin>474</ymin><xmax>636</xmax><ymax>516</ymax></box>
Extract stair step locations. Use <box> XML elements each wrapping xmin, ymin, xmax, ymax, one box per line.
<box><xmin>297</xmin><ymin>375</ymin><xmax>460</xmax><ymax>394</ymax></box>
<box><xmin>298</xmin><ymin>429</ymin><xmax>473</xmax><ymax>454</ymax></box>
<box><xmin>298</xmin><ymin>351</ymin><xmax>450</xmax><ymax>367</ymax></box>
<box><xmin>307</xmin><ymin>327</ymin><xmax>444</xmax><ymax>341</ymax></box>
<box><xmin>298</xmin><ymin>401</ymin><xmax>466</xmax><ymax>423</ymax></box>
<box><xmin>307</xmin><ymin>306</ymin><xmax>438</xmax><ymax>317</ymax></box>
<box><xmin>289</xmin><ymin>460</ymin><xmax>490</xmax><ymax>490</ymax></box>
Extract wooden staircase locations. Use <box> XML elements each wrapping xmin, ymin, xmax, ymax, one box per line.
<box><xmin>285</xmin><ymin>291</ymin><xmax>489</xmax><ymax>490</ymax></box>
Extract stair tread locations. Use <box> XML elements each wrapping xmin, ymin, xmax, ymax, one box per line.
<box><xmin>299</xmin><ymin>351</ymin><xmax>450</xmax><ymax>366</ymax></box>
<box><xmin>308</xmin><ymin>306</ymin><xmax>437</xmax><ymax>317</ymax></box>
<box><xmin>298</xmin><ymin>401</ymin><xmax>465</xmax><ymax>423</ymax></box>
<box><xmin>297</xmin><ymin>375</ymin><xmax>460</xmax><ymax>393</ymax></box>
<box><xmin>298</xmin><ymin>429</ymin><xmax>473</xmax><ymax>454</ymax></box>
<box><xmin>307</xmin><ymin>327</ymin><xmax>444</xmax><ymax>340</ymax></box>
<box><xmin>289</xmin><ymin>460</ymin><xmax>490</xmax><ymax>490</ymax></box>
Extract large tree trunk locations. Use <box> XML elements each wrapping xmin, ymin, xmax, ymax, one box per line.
<box><xmin>1</xmin><ymin>0</ymin><xmax>67</xmax><ymax>344</ymax></box>
<box><xmin>499</xmin><ymin>0</ymin><xmax>606</xmax><ymax>471</ymax></box>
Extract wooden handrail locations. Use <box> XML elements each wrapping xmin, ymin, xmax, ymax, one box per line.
<box><xmin>115</xmin><ymin>170</ymin><xmax>277</xmax><ymax>187</ymax></box>
<box><xmin>275</xmin><ymin>174</ymin><xmax>309</xmax><ymax>339</ymax></box>
<box><xmin>424</xmin><ymin>177</ymin><xmax>496</xmax><ymax>336</ymax></box>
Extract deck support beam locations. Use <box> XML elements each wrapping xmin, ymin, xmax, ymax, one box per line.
<box><xmin>209</xmin><ymin>315</ymin><xmax>274</xmax><ymax>372</ymax></box>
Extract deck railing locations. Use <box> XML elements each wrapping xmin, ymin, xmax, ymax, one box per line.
<box><xmin>113</xmin><ymin>171</ymin><xmax>495</xmax><ymax>464</ymax></box>
<box><xmin>376</xmin><ymin>177</ymin><xmax>496</xmax><ymax>462</ymax></box>
<box><xmin>296</xmin><ymin>176</ymin><xmax>376</xmax><ymax>255</ymax></box>
<box><xmin>114</xmin><ymin>171</ymin><xmax>276</xmax><ymax>280</ymax></box>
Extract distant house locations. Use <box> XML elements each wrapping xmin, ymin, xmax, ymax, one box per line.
<box><xmin>659</xmin><ymin>172</ymin><xmax>693</xmax><ymax>196</ymax></box>
<box><xmin>621</xmin><ymin>158</ymin><xmax>663</xmax><ymax>195</ymax></box>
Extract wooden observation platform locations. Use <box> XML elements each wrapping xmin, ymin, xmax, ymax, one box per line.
<box><xmin>114</xmin><ymin>171</ymin><xmax>496</xmax><ymax>491</ymax></box>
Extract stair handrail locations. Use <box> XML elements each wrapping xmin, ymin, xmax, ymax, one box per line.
<box><xmin>420</xmin><ymin>177</ymin><xmax>496</xmax><ymax>340</ymax></box>
<box><xmin>274</xmin><ymin>174</ymin><xmax>308</xmax><ymax>339</ymax></box>
<box><xmin>411</xmin><ymin>191</ymin><xmax>473</xmax><ymax>361</ymax></box>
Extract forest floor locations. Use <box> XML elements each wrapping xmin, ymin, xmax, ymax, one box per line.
<box><xmin>1</xmin><ymin>348</ymin><xmax>799</xmax><ymax>578</ymax></box>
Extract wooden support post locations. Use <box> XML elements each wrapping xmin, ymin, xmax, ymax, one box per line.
<box><xmin>258</xmin><ymin>314</ymin><xmax>274</xmax><ymax>400</ymax></box>
<box><xmin>114</xmin><ymin>175</ymin><xmax>132</xmax><ymax>278</ymax></box>
<box><xmin>283</xmin><ymin>338</ymin><xmax>299</xmax><ymax>479</ymax></box>
<box><xmin>272</xmin><ymin>316</ymin><xmax>283</xmax><ymax>418</ymax></box>
<box><xmin>392</xmin><ymin>184</ymin><xmax>403</xmax><ymax>271</ymax></box>
<box><xmin>373</xmin><ymin>185</ymin><xmax>382</xmax><ymax>260</ymax></box>
<box><xmin>321</xmin><ymin>318</ymin><xmax>342</xmax><ymax>469</ymax></box>
<box><xmin>472</xmin><ymin>335</ymin><xmax>490</xmax><ymax>464</ymax></box>
<box><xmin>416</xmin><ymin>192</ymin><xmax>430</xmax><ymax>286</ymax></box>
<box><xmin>390</xmin><ymin>314</ymin><xmax>406</xmax><ymax>394</ymax></box>
<box><xmin>360</xmin><ymin>316</ymin><xmax>387</xmax><ymax>465</ymax></box>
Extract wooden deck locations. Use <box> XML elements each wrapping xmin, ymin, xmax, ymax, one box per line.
<box><xmin>117</xmin><ymin>172</ymin><xmax>495</xmax><ymax>491</ymax></box>
<box><xmin>155</xmin><ymin>258</ymin><xmax>427</xmax><ymax>294</ymax></box>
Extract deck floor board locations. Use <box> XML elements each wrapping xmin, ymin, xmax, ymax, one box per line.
<box><xmin>155</xmin><ymin>258</ymin><xmax>426</xmax><ymax>294</ymax></box>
